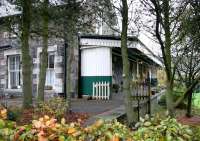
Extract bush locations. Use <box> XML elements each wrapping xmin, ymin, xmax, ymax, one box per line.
<box><xmin>158</xmin><ymin>94</ymin><xmax>166</xmax><ymax>106</ymax></box>
<box><xmin>133</xmin><ymin>114</ymin><xmax>193</xmax><ymax>141</ymax></box>
<box><xmin>191</xmin><ymin>126</ymin><xmax>200</xmax><ymax>141</ymax></box>
<box><xmin>0</xmin><ymin>107</ymin><xmax>199</xmax><ymax>141</ymax></box>
<box><xmin>7</xmin><ymin>107</ymin><xmax>22</xmax><ymax>121</ymax></box>
<box><xmin>12</xmin><ymin>116</ymin><xmax>133</xmax><ymax>141</ymax></box>
<box><xmin>0</xmin><ymin>107</ymin><xmax>16</xmax><ymax>141</ymax></box>
<box><xmin>34</xmin><ymin>97</ymin><xmax>68</xmax><ymax>120</ymax></box>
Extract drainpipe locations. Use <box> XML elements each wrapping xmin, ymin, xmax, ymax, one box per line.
<box><xmin>77</xmin><ymin>34</ymin><xmax>82</xmax><ymax>98</ymax></box>
<box><xmin>147</xmin><ymin>71</ymin><xmax>151</xmax><ymax>116</ymax></box>
<box><xmin>63</xmin><ymin>41</ymin><xmax>68</xmax><ymax>99</ymax></box>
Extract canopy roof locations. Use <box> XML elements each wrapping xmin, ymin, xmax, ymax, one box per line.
<box><xmin>80</xmin><ymin>35</ymin><xmax>162</xmax><ymax>67</ymax></box>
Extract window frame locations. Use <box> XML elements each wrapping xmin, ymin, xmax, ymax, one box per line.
<box><xmin>45</xmin><ymin>52</ymin><xmax>55</xmax><ymax>87</ymax></box>
<box><xmin>7</xmin><ymin>55</ymin><xmax>21</xmax><ymax>89</ymax></box>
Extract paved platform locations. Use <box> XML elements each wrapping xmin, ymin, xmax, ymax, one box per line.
<box><xmin>0</xmin><ymin>91</ymin><xmax>164</xmax><ymax>126</ymax></box>
<box><xmin>83</xmin><ymin>105</ymin><xmax>125</xmax><ymax>126</ymax></box>
<box><xmin>0</xmin><ymin>93</ymin><xmax>124</xmax><ymax>115</ymax></box>
<box><xmin>71</xmin><ymin>93</ymin><xmax>124</xmax><ymax>115</ymax></box>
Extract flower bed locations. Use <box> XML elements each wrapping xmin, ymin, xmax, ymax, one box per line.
<box><xmin>0</xmin><ymin>107</ymin><xmax>199</xmax><ymax>141</ymax></box>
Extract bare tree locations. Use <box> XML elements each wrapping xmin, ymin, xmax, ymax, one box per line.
<box><xmin>139</xmin><ymin>0</ymin><xmax>200</xmax><ymax>116</ymax></box>
<box><xmin>175</xmin><ymin>0</ymin><xmax>200</xmax><ymax>117</ymax></box>
<box><xmin>121</xmin><ymin>0</ymin><xmax>135</xmax><ymax>125</ymax></box>
<box><xmin>94</xmin><ymin>0</ymin><xmax>140</xmax><ymax>125</ymax></box>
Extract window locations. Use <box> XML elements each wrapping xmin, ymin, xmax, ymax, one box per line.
<box><xmin>48</xmin><ymin>54</ymin><xmax>54</xmax><ymax>68</ymax></box>
<box><xmin>45</xmin><ymin>53</ymin><xmax>55</xmax><ymax>87</ymax></box>
<box><xmin>8</xmin><ymin>55</ymin><xmax>21</xmax><ymax>89</ymax></box>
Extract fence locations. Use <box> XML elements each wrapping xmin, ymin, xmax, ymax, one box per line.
<box><xmin>92</xmin><ymin>82</ymin><xmax>110</xmax><ymax>100</ymax></box>
<box><xmin>131</xmin><ymin>80</ymin><xmax>151</xmax><ymax>121</ymax></box>
<box><xmin>131</xmin><ymin>82</ymin><xmax>149</xmax><ymax>99</ymax></box>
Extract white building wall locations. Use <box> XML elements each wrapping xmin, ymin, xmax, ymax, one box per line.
<box><xmin>81</xmin><ymin>47</ymin><xmax>112</xmax><ymax>76</ymax></box>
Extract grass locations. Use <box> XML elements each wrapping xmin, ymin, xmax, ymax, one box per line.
<box><xmin>193</xmin><ymin>93</ymin><xmax>200</xmax><ymax>108</ymax></box>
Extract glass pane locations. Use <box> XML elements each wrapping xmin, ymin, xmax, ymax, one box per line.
<box><xmin>10</xmin><ymin>72</ymin><xmax>15</xmax><ymax>88</ymax></box>
<box><xmin>49</xmin><ymin>54</ymin><xmax>54</xmax><ymax>68</ymax></box>
<box><xmin>46</xmin><ymin>70</ymin><xmax>49</xmax><ymax>85</ymax></box>
<box><xmin>9</xmin><ymin>56</ymin><xmax>15</xmax><ymax>70</ymax></box>
<box><xmin>46</xmin><ymin>70</ymin><xmax>55</xmax><ymax>86</ymax></box>
<box><xmin>9</xmin><ymin>55</ymin><xmax>20</xmax><ymax>70</ymax></box>
<box><xmin>15</xmin><ymin>56</ymin><xmax>20</xmax><ymax>70</ymax></box>
<box><xmin>16</xmin><ymin>71</ymin><xmax>19</xmax><ymax>86</ymax></box>
<box><xmin>9</xmin><ymin>55</ymin><xmax>20</xmax><ymax>89</ymax></box>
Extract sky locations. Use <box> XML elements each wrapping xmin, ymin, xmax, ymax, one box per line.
<box><xmin>0</xmin><ymin>0</ymin><xmax>162</xmax><ymax>65</ymax></box>
<box><xmin>0</xmin><ymin>0</ymin><xmax>20</xmax><ymax>18</ymax></box>
<box><xmin>113</xmin><ymin>0</ymin><xmax>162</xmax><ymax>54</ymax></box>
<box><xmin>112</xmin><ymin>0</ymin><xmax>162</xmax><ymax>65</ymax></box>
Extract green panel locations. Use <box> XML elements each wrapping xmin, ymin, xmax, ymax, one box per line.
<box><xmin>80</xmin><ymin>76</ymin><xmax>112</xmax><ymax>96</ymax></box>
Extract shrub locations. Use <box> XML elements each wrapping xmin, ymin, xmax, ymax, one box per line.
<box><xmin>133</xmin><ymin>114</ymin><xmax>193</xmax><ymax>141</ymax></box>
<box><xmin>34</xmin><ymin>97</ymin><xmax>68</xmax><ymax>120</ymax></box>
<box><xmin>158</xmin><ymin>94</ymin><xmax>166</xmax><ymax>106</ymax></box>
<box><xmin>0</xmin><ymin>107</ymin><xmax>16</xmax><ymax>141</ymax></box>
<box><xmin>7</xmin><ymin>107</ymin><xmax>22</xmax><ymax>121</ymax></box>
<box><xmin>191</xmin><ymin>126</ymin><xmax>200</xmax><ymax>141</ymax></box>
<box><xmin>12</xmin><ymin>116</ymin><xmax>133</xmax><ymax>141</ymax></box>
<box><xmin>0</xmin><ymin>107</ymin><xmax>199</xmax><ymax>141</ymax></box>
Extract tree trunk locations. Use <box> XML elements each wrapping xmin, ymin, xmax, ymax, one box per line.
<box><xmin>66</xmin><ymin>32</ymin><xmax>78</xmax><ymax>108</ymax></box>
<box><xmin>163</xmin><ymin>0</ymin><xmax>174</xmax><ymax>116</ymax></box>
<box><xmin>64</xmin><ymin>21</ymin><xmax>76</xmax><ymax>109</ymax></box>
<box><xmin>186</xmin><ymin>91</ymin><xmax>192</xmax><ymax>117</ymax></box>
<box><xmin>121</xmin><ymin>0</ymin><xmax>135</xmax><ymax>125</ymax></box>
<box><xmin>166</xmin><ymin>82</ymin><xmax>174</xmax><ymax>116</ymax></box>
<box><xmin>37</xmin><ymin>0</ymin><xmax>49</xmax><ymax>102</ymax></box>
<box><xmin>174</xmin><ymin>74</ymin><xmax>200</xmax><ymax>108</ymax></box>
<box><xmin>66</xmin><ymin>41</ymin><xmax>72</xmax><ymax>108</ymax></box>
<box><xmin>21</xmin><ymin>0</ymin><xmax>33</xmax><ymax>108</ymax></box>
<box><xmin>63</xmin><ymin>0</ymin><xmax>79</xmax><ymax>108</ymax></box>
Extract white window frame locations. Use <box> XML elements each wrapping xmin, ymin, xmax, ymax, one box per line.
<box><xmin>45</xmin><ymin>52</ymin><xmax>55</xmax><ymax>87</ymax></box>
<box><xmin>37</xmin><ymin>45</ymin><xmax>57</xmax><ymax>90</ymax></box>
<box><xmin>7</xmin><ymin>55</ymin><xmax>21</xmax><ymax>89</ymax></box>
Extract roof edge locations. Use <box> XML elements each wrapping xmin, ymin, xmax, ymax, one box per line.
<box><xmin>80</xmin><ymin>34</ymin><xmax>139</xmax><ymax>42</ymax></box>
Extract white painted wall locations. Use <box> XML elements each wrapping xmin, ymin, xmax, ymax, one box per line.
<box><xmin>81</xmin><ymin>47</ymin><xmax>112</xmax><ymax>76</ymax></box>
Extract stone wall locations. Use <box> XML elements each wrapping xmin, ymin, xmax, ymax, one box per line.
<box><xmin>0</xmin><ymin>37</ymin><xmax>79</xmax><ymax>97</ymax></box>
<box><xmin>0</xmin><ymin>51</ymin><xmax>7</xmax><ymax>95</ymax></box>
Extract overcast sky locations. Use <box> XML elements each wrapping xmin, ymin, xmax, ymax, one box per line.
<box><xmin>0</xmin><ymin>0</ymin><xmax>162</xmax><ymax>64</ymax></box>
<box><xmin>113</xmin><ymin>0</ymin><xmax>162</xmax><ymax>64</ymax></box>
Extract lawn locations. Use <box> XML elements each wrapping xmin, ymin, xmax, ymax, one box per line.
<box><xmin>193</xmin><ymin>93</ymin><xmax>200</xmax><ymax>108</ymax></box>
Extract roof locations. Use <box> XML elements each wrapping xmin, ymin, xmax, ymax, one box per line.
<box><xmin>80</xmin><ymin>34</ymin><xmax>139</xmax><ymax>42</ymax></box>
<box><xmin>112</xmin><ymin>48</ymin><xmax>159</xmax><ymax>67</ymax></box>
<box><xmin>80</xmin><ymin>34</ymin><xmax>162</xmax><ymax>66</ymax></box>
